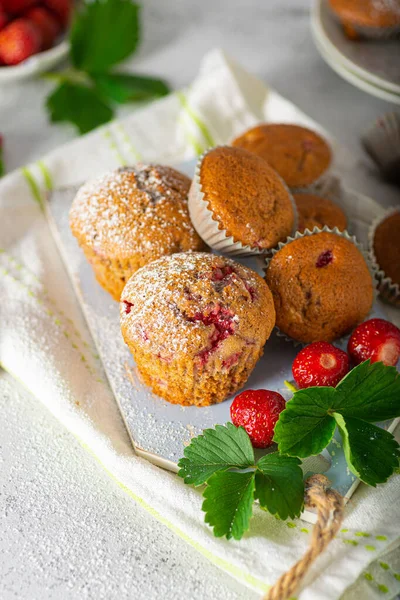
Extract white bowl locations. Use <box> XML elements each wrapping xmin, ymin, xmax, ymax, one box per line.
<box><xmin>0</xmin><ymin>35</ymin><xmax>69</xmax><ymax>83</ymax></box>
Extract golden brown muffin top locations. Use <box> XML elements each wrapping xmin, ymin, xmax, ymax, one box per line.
<box><xmin>294</xmin><ymin>193</ymin><xmax>347</xmax><ymax>233</ymax></box>
<box><xmin>232</xmin><ymin>123</ymin><xmax>332</xmax><ymax>188</ymax></box>
<box><xmin>69</xmin><ymin>165</ymin><xmax>206</xmax><ymax>260</ymax></box>
<box><xmin>199</xmin><ymin>146</ymin><xmax>295</xmax><ymax>250</ymax></box>
<box><xmin>373</xmin><ymin>211</ymin><xmax>400</xmax><ymax>286</ymax></box>
<box><xmin>329</xmin><ymin>0</ymin><xmax>400</xmax><ymax>28</ymax></box>
<box><xmin>265</xmin><ymin>232</ymin><xmax>374</xmax><ymax>343</ymax></box>
<box><xmin>121</xmin><ymin>252</ymin><xmax>275</xmax><ymax>363</ymax></box>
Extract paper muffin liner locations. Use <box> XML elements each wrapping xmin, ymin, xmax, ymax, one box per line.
<box><xmin>188</xmin><ymin>147</ymin><xmax>298</xmax><ymax>257</ymax></box>
<box><xmin>264</xmin><ymin>226</ymin><xmax>379</xmax><ymax>347</ymax></box>
<box><xmin>368</xmin><ymin>206</ymin><xmax>400</xmax><ymax>307</ymax></box>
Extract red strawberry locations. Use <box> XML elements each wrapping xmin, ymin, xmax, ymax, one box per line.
<box><xmin>0</xmin><ymin>5</ymin><xmax>9</xmax><ymax>30</ymax></box>
<box><xmin>348</xmin><ymin>318</ymin><xmax>400</xmax><ymax>367</ymax></box>
<box><xmin>292</xmin><ymin>341</ymin><xmax>350</xmax><ymax>388</ymax></box>
<box><xmin>0</xmin><ymin>18</ymin><xmax>41</xmax><ymax>65</ymax></box>
<box><xmin>43</xmin><ymin>0</ymin><xmax>71</xmax><ymax>28</ymax></box>
<box><xmin>25</xmin><ymin>6</ymin><xmax>60</xmax><ymax>49</ymax></box>
<box><xmin>230</xmin><ymin>389</ymin><xmax>285</xmax><ymax>448</ymax></box>
<box><xmin>3</xmin><ymin>0</ymin><xmax>36</xmax><ymax>15</ymax></box>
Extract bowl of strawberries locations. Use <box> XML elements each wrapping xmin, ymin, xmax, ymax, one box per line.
<box><xmin>0</xmin><ymin>0</ymin><xmax>73</xmax><ymax>81</ymax></box>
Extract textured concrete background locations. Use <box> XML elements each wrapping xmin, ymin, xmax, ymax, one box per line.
<box><xmin>0</xmin><ymin>1</ymin><xmax>398</xmax><ymax>598</ymax></box>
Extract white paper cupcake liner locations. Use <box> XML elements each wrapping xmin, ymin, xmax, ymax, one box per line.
<box><xmin>368</xmin><ymin>206</ymin><xmax>400</xmax><ymax>307</ymax></box>
<box><xmin>264</xmin><ymin>226</ymin><xmax>379</xmax><ymax>346</ymax></box>
<box><xmin>188</xmin><ymin>147</ymin><xmax>298</xmax><ymax>257</ymax></box>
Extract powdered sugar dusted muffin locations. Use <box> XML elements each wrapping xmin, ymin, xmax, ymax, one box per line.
<box><xmin>69</xmin><ymin>165</ymin><xmax>207</xmax><ymax>301</ymax></box>
<box><xmin>265</xmin><ymin>232</ymin><xmax>374</xmax><ymax>343</ymax></box>
<box><xmin>120</xmin><ymin>252</ymin><xmax>276</xmax><ymax>406</ymax></box>
<box><xmin>329</xmin><ymin>0</ymin><xmax>400</xmax><ymax>39</ymax></box>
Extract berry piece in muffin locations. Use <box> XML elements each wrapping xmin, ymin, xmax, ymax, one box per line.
<box><xmin>348</xmin><ymin>318</ymin><xmax>400</xmax><ymax>367</ymax></box>
<box><xmin>231</xmin><ymin>123</ymin><xmax>332</xmax><ymax>189</ymax></box>
<box><xmin>265</xmin><ymin>232</ymin><xmax>374</xmax><ymax>343</ymax></box>
<box><xmin>292</xmin><ymin>341</ymin><xmax>350</xmax><ymax>388</ymax></box>
<box><xmin>294</xmin><ymin>193</ymin><xmax>347</xmax><ymax>233</ymax></box>
<box><xmin>120</xmin><ymin>252</ymin><xmax>276</xmax><ymax>407</ymax></box>
<box><xmin>69</xmin><ymin>165</ymin><xmax>207</xmax><ymax>301</ymax></box>
<box><xmin>190</xmin><ymin>145</ymin><xmax>295</xmax><ymax>252</ymax></box>
<box><xmin>230</xmin><ymin>389</ymin><xmax>285</xmax><ymax>448</ymax></box>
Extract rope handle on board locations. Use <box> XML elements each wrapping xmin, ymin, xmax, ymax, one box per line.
<box><xmin>264</xmin><ymin>474</ymin><xmax>344</xmax><ymax>600</ymax></box>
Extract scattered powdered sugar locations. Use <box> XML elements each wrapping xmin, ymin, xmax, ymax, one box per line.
<box><xmin>120</xmin><ymin>252</ymin><xmax>265</xmax><ymax>358</ymax></box>
<box><xmin>69</xmin><ymin>165</ymin><xmax>202</xmax><ymax>258</ymax></box>
<box><xmin>372</xmin><ymin>0</ymin><xmax>400</xmax><ymax>16</ymax></box>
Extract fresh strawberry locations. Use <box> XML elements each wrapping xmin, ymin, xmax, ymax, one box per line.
<box><xmin>43</xmin><ymin>0</ymin><xmax>71</xmax><ymax>28</ymax></box>
<box><xmin>348</xmin><ymin>318</ymin><xmax>400</xmax><ymax>367</ymax></box>
<box><xmin>292</xmin><ymin>341</ymin><xmax>350</xmax><ymax>388</ymax></box>
<box><xmin>230</xmin><ymin>389</ymin><xmax>285</xmax><ymax>448</ymax></box>
<box><xmin>0</xmin><ymin>5</ymin><xmax>9</xmax><ymax>30</ymax></box>
<box><xmin>0</xmin><ymin>18</ymin><xmax>41</xmax><ymax>65</ymax></box>
<box><xmin>3</xmin><ymin>0</ymin><xmax>36</xmax><ymax>15</ymax></box>
<box><xmin>25</xmin><ymin>6</ymin><xmax>59</xmax><ymax>49</ymax></box>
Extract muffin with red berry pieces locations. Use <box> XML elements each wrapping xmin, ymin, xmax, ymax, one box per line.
<box><xmin>265</xmin><ymin>230</ymin><xmax>375</xmax><ymax>344</ymax></box>
<box><xmin>231</xmin><ymin>124</ymin><xmax>332</xmax><ymax>190</ymax></box>
<box><xmin>120</xmin><ymin>252</ymin><xmax>276</xmax><ymax>407</ymax></box>
<box><xmin>70</xmin><ymin>165</ymin><xmax>207</xmax><ymax>301</ymax></box>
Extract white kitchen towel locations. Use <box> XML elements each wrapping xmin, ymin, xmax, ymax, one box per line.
<box><xmin>0</xmin><ymin>49</ymin><xmax>399</xmax><ymax>600</ymax></box>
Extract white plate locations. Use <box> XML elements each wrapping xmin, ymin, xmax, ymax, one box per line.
<box><xmin>313</xmin><ymin>34</ymin><xmax>400</xmax><ymax>105</ymax></box>
<box><xmin>312</xmin><ymin>0</ymin><xmax>400</xmax><ymax>100</ymax></box>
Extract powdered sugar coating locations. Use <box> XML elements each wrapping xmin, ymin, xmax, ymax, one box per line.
<box><xmin>120</xmin><ymin>252</ymin><xmax>276</xmax><ymax>406</ymax></box>
<box><xmin>69</xmin><ymin>165</ymin><xmax>205</xmax><ymax>260</ymax></box>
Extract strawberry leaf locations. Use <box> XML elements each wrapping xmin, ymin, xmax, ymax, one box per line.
<box><xmin>255</xmin><ymin>454</ymin><xmax>304</xmax><ymax>520</ymax></box>
<box><xmin>273</xmin><ymin>387</ymin><xmax>337</xmax><ymax>457</ymax></box>
<box><xmin>334</xmin><ymin>413</ymin><xmax>400</xmax><ymax>486</ymax></box>
<box><xmin>334</xmin><ymin>360</ymin><xmax>400</xmax><ymax>422</ymax></box>
<box><xmin>202</xmin><ymin>471</ymin><xmax>255</xmax><ymax>540</ymax></box>
<box><xmin>178</xmin><ymin>423</ymin><xmax>255</xmax><ymax>486</ymax></box>
<box><xmin>92</xmin><ymin>73</ymin><xmax>170</xmax><ymax>104</ymax></box>
<box><xmin>46</xmin><ymin>82</ymin><xmax>113</xmax><ymax>134</ymax></box>
<box><xmin>70</xmin><ymin>0</ymin><xmax>140</xmax><ymax>73</ymax></box>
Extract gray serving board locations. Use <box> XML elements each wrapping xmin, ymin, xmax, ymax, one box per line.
<box><xmin>46</xmin><ymin>160</ymin><xmax>398</xmax><ymax>524</ymax></box>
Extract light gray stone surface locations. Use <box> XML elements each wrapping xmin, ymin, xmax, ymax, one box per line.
<box><xmin>0</xmin><ymin>1</ymin><xmax>399</xmax><ymax>599</ymax></box>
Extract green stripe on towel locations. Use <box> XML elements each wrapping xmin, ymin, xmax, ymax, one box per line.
<box><xmin>177</xmin><ymin>91</ymin><xmax>216</xmax><ymax>148</ymax></box>
<box><xmin>21</xmin><ymin>167</ymin><xmax>43</xmax><ymax>210</ymax></box>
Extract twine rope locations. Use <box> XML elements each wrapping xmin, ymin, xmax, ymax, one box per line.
<box><xmin>264</xmin><ymin>474</ymin><xmax>344</xmax><ymax>600</ymax></box>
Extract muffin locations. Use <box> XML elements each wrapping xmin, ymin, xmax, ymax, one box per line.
<box><xmin>188</xmin><ymin>146</ymin><xmax>296</xmax><ymax>256</ymax></box>
<box><xmin>329</xmin><ymin>0</ymin><xmax>400</xmax><ymax>39</ymax></box>
<box><xmin>231</xmin><ymin>124</ymin><xmax>332</xmax><ymax>189</ymax></box>
<box><xmin>294</xmin><ymin>193</ymin><xmax>347</xmax><ymax>233</ymax></box>
<box><xmin>120</xmin><ymin>252</ymin><xmax>276</xmax><ymax>406</ymax></box>
<box><xmin>70</xmin><ymin>165</ymin><xmax>206</xmax><ymax>301</ymax></box>
<box><xmin>370</xmin><ymin>208</ymin><xmax>400</xmax><ymax>306</ymax></box>
<box><xmin>265</xmin><ymin>231</ymin><xmax>374</xmax><ymax>343</ymax></box>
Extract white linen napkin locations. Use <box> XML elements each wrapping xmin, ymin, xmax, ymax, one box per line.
<box><xmin>0</xmin><ymin>49</ymin><xmax>399</xmax><ymax>599</ymax></box>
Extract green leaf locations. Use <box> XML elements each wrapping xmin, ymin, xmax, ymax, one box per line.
<box><xmin>92</xmin><ymin>73</ymin><xmax>170</xmax><ymax>104</ymax></box>
<box><xmin>178</xmin><ymin>423</ymin><xmax>255</xmax><ymax>486</ymax></box>
<box><xmin>334</xmin><ymin>413</ymin><xmax>400</xmax><ymax>486</ymax></box>
<box><xmin>202</xmin><ymin>471</ymin><xmax>255</xmax><ymax>540</ymax></box>
<box><xmin>335</xmin><ymin>360</ymin><xmax>400</xmax><ymax>422</ymax></box>
<box><xmin>255</xmin><ymin>454</ymin><xmax>304</xmax><ymax>520</ymax></box>
<box><xmin>46</xmin><ymin>82</ymin><xmax>113</xmax><ymax>135</ymax></box>
<box><xmin>70</xmin><ymin>0</ymin><xmax>140</xmax><ymax>73</ymax></box>
<box><xmin>273</xmin><ymin>387</ymin><xmax>337</xmax><ymax>457</ymax></box>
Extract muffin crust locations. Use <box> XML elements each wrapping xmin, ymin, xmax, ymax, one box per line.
<box><xmin>373</xmin><ymin>210</ymin><xmax>400</xmax><ymax>286</ymax></box>
<box><xmin>199</xmin><ymin>146</ymin><xmax>295</xmax><ymax>250</ymax></box>
<box><xmin>121</xmin><ymin>252</ymin><xmax>276</xmax><ymax>406</ymax></box>
<box><xmin>70</xmin><ymin>165</ymin><xmax>206</xmax><ymax>300</ymax></box>
<box><xmin>265</xmin><ymin>232</ymin><xmax>374</xmax><ymax>343</ymax></box>
<box><xmin>294</xmin><ymin>193</ymin><xmax>347</xmax><ymax>233</ymax></box>
<box><xmin>232</xmin><ymin>123</ymin><xmax>332</xmax><ymax>188</ymax></box>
